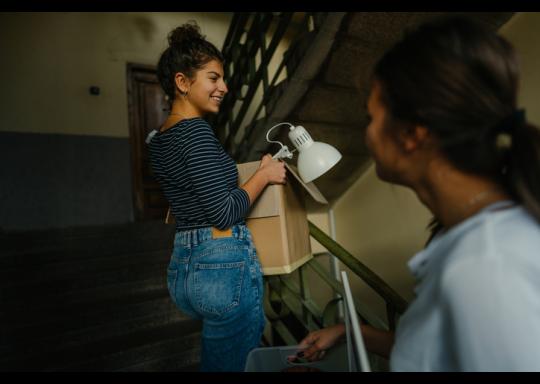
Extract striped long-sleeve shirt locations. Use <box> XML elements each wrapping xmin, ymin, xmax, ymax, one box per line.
<box><xmin>147</xmin><ymin>117</ymin><xmax>250</xmax><ymax>231</ymax></box>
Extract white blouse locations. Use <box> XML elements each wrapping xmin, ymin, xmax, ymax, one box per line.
<box><xmin>390</xmin><ymin>201</ymin><xmax>540</xmax><ymax>371</ymax></box>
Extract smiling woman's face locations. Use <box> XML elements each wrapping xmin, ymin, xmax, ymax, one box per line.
<box><xmin>184</xmin><ymin>59</ymin><xmax>228</xmax><ymax>117</ymax></box>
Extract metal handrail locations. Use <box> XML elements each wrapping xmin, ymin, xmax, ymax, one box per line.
<box><xmin>308</xmin><ymin>221</ymin><xmax>409</xmax><ymax>315</ymax></box>
<box><xmin>264</xmin><ymin>221</ymin><xmax>409</xmax><ymax>352</ymax></box>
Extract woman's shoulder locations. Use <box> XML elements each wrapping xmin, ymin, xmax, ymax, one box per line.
<box><xmin>445</xmin><ymin>205</ymin><xmax>540</xmax><ymax>271</ymax></box>
<box><xmin>158</xmin><ymin>117</ymin><xmax>211</xmax><ymax>136</ymax></box>
<box><xmin>490</xmin><ymin>205</ymin><xmax>540</xmax><ymax>260</ymax></box>
<box><xmin>177</xmin><ymin>118</ymin><xmax>217</xmax><ymax>143</ymax></box>
<box><xmin>439</xmin><ymin>208</ymin><xmax>540</xmax><ymax>317</ymax></box>
<box><xmin>476</xmin><ymin>205</ymin><xmax>539</xmax><ymax>249</ymax></box>
<box><xmin>182</xmin><ymin>117</ymin><xmax>212</xmax><ymax>130</ymax></box>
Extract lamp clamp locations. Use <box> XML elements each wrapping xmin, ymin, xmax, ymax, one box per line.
<box><xmin>272</xmin><ymin>145</ymin><xmax>294</xmax><ymax>160</ymax></box>
<box><xmin>266</xmin><ymin>122</ymin><xmax>297</xmax><ymax>160</ymax></box>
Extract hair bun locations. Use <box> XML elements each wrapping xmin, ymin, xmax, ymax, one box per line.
<box><xmin>168</xmin><ymin>21</ymin><xmax>204</xmax><ymax>46</ymax></box>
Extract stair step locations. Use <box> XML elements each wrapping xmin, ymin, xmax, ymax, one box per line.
<box><xmin>0</xmin><ymin>220</ymin><xmax>197</xmax><ymax>372</ymax></box>
<box><xmin>1</xmin><ymin>305</ymin><xmax>186</xmax><ymax>358</ymax></box>
<box><xmin>264</xmin><ymin>80</ymin><xmax>288</xmax><ymax>117</ymax></box>
<box><xmin>1</xmin><ymin>262</ymin><xmax>166</xmax><ymax>303</ymax></box>
<box><xmin>0</xmin><ymin>249</ymin><xmax>171</xmax><ymax>287</ymax></box>
<box><xmin>1</xmin><ymin>274</ymin><xmax>167</xmax><ymax>315</ymax></box>
<box><xmin>0</xmin><ymin>220</ymin><xmax>174</xmax><ymax>249</ymax></box>
<box><xmin>61</xmin><ymin>332</ymin><xmax>201</xmax><ymax>372</ymax></box>
<box><xmin>284</xmin><ymin>30</ymin><xmax>317</xmax><ymax>77</ymax></box>
<box><xmin>0</xmin><ymin>313</ymin><xmax>201</xmax><ymax>371</ymax></box>
<box><xmin>0</xmin><ymin>222</ymin><xmax>175</xmax><ymax>258</ymax></box>
<box><xmin>1</xmin><ymin>283</ymin><xmax>168</xmax><ymax>324</ymax></box>
<box><xmin>0</xmin><ymin>234</ymin><xmax>173</xmax><ymax>266</ymax></box>
<box><xmin>118</xmin><ymin>346</ymin><xmax>201</xmax><ymax>372</ymax></box>
<box><xmin>2</xmin><ymin>290</ymin><xmax>174</xmax><ymax>345</ymax></box>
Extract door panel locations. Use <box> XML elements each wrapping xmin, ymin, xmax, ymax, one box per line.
<box><xmin>127</xmin><ymin>63</ymin><xmax>170</xmax><ymax>221</ymax></box>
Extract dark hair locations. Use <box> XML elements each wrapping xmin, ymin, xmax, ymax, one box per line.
<box><xmin>425</xmin><ymin>217</ymin><xmax>444</xmax><ymax>247</ymax></box>
<box><xmin>157</xmin><ymin>21</ymin><xmax>224</xmax><ymax>101</ymax></box>
<box><xmin>373</xmin><ymin>16</ymin><xmax>540</xmax><ymax>223</ymax></box>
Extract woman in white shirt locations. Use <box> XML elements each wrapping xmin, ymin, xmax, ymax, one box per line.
<box><xmin>297</xmin><ymin>15</ymin><xmax>540</xmax><ymax>371</ymax></box>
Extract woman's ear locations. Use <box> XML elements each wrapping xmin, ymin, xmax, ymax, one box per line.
<box><xmin>174</xmin><ymin>72</ymin><xmax>190</xmax><ymax>95</ymax></box>
<box><xmin>401</xmin><ymin>124</ymin><xmax>430</xmax><ymax>153</ymax></box>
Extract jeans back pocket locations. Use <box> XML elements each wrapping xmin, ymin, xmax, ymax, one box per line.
<box><xmin>193</xmin><ymin>261</ymin><xmax>245</xmax><ymax>318</ymax></box>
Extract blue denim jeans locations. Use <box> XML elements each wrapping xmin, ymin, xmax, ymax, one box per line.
<box><xmin>166</xmin><ymin>224</ymin><xmax>266</xmax><ymax>372</ymax></box>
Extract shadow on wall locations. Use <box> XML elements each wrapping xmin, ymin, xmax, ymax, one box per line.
<box><xmin>133</xmin><ymin>15</ymin><xmax>158</xmax><ymax>43</ymax></box>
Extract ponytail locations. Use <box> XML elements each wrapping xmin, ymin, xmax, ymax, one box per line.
<box><xmin>505</xmin><ymin>118</ymin><xmax>540</xmax><ymax>223</ymax></box>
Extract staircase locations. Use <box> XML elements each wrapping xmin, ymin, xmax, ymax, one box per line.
<box><xmin>0</xmin><ymin>221</ymin><xmax>202</xmax><ymax>371</ymax></box>
<box><xmin>218</xmin><ymin>12</ymin><xmax>514</xmax><ymax>203</ymax></box>
<box><xmin>0</xmin><ymin>12</ymin><xmax>517</xmax><ymax>372</ymax></box>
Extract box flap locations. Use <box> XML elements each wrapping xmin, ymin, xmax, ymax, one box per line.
<box><xmin>284</xmin><ymin>163</ymin><xmax>328</xmax><ymax>205</ymax></box>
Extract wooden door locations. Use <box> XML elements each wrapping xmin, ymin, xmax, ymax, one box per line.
<box><xmin>127</xmin><ymin>63</ymin><xmax>169</xmax><ymax>221</ymax></box>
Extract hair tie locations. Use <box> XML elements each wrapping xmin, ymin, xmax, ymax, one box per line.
<box><xmin>497</xmin><ymin>109</ymin><xmax>526</xmax><ymax>133</ymax></box>
<box><xmin>495</xmin><ymin>109</ymin><xmax>526</xmax><ymax>151</ymax></box>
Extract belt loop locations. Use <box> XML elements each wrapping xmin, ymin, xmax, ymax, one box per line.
<box><xmin>238</xmin><ymin>224</ymin><xmax>245</xmax><ymax>241</ymax></box>
<box><xmin>244</xmin><ymin>225</ymin><xmax>251</xmax><ymax>242</ymax></box>
<box><xmin>181</xmin><ymin>231</ymin><xmax>186</xmax><ymax>247</ymax></box>
<box><xmin>191</xmin><ymin>230</ymin><xmax>197</xmax><ymax>247</ymax></box>
<box><xmin>202</xmin><ymin>227</ymin><xmax>208</xmax><ymax>242</ymax></box>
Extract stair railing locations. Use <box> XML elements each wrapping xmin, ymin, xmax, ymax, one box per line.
<box><xmin>217</xmin><ymin>12</ymin><xmax>409</xmax><ymax>365</ymax></box>
<box><xmin>211</xmin><ymin>12</ymin><xmax>324</xmax><ymax>157</ymax></box>
<box><xmin>263</xmin><ymin>221</ymin><xmax>409</xmax><ymax>349</ymax></box>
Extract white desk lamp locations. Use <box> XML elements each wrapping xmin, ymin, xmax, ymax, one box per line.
<box><xmin>266</xmin><ymin>122</ymin><xmax>342</xmax><ymax>183</ymax></box>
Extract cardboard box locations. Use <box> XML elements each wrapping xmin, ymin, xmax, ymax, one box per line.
<box><xmin>164</xmin><ymin>161</ymin><xmax>327</xmax><ymax>275</ymax></box>
<box><xmin>237</xmin><ymin>161</ymin><xmax>327</xmax><ymax>275</ymax></box>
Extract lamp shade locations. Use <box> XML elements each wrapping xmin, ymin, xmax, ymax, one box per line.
<box><xmin>297</xmin><ymin>142</ymin><xmax>342</xmax><ymax>183</ymax></box>
<box><xmin>289</xmin><ymin>125</ymin><xmax>342</xmax><ymax>183</ymax></box>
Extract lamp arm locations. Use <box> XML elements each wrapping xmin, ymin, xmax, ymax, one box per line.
<box><xmin>266</xmin><ymin>122</ymin><xmax>294</xmax><ymax>147</ymax></box>
<box><xmin>265</xmin><ymin>122</ymin><xmax>296</xmax><ymax>160</ymax></box>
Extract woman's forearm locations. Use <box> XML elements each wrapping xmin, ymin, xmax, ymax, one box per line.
<box><xmin>361</xmin><ymin>324</ymin><xmax>395</xmax><ymax>359</ymax></box>
<box><xmin>241</xmin><ymin>168</ymin><xmax>269</xmax><ymax>206</ymax></box>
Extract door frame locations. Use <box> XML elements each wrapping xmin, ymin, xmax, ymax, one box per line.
<box><xmin>126</xmin><ymin>62</ymin><xmax>161</xmax><ymax>221</ymax></box>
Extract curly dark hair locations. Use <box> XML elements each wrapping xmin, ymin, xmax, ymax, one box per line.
<box><xmin>157</xmin><ymin>21</ymin><xmax>224</xmax><ymax>101</ymax></box>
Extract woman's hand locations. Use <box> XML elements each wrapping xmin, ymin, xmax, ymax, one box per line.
<box><xmin>240</xmin><ymin>154</ymin><xmax>286</xmax><ymax>205</ymax></box>
<box><xmin>258</xmin><ymin>154</ymin><xmax>286</xmax><ymax>185</ymax></box>
<box><xmin>296</xmin><ymin>324</ymin><xmax>346</xmax><ymax>362</ymax></box>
